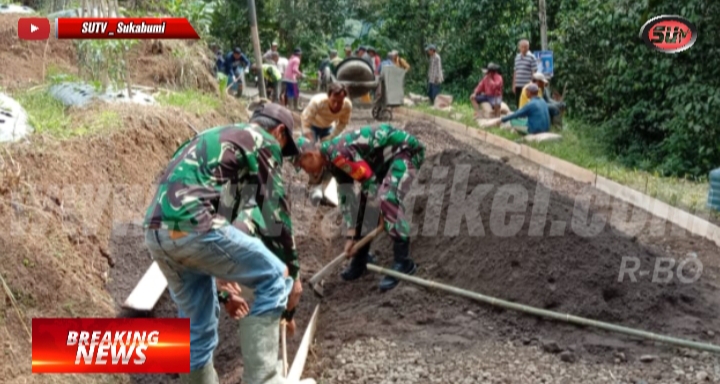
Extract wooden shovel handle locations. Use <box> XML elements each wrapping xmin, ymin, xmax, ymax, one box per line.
<box><xmin>308</xmin><ymin>225</ymin><xmax>384</xmax><ymax>285</ymax></box>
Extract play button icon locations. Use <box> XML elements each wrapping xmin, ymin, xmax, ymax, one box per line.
<box><xmin>18</xmin><ymin>17</ymin><xmax>50</xmax><ymax>40</ymax></box>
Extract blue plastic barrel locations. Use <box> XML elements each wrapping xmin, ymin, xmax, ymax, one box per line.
<box><xmin>709</xmin><ymin>168</ymin><xmax>720</xmax><ymax>211</ymax></box>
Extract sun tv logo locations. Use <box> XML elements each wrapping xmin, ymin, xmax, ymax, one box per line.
<box><xmin>640</xmin><ymin>15</ymin><xmax>697</xmax><ymax>53</ymax></box>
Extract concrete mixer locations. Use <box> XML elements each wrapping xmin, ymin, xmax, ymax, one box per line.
<box><xmin>329</xmin><ymin>58</ymin><xmax>405</xmax><ymax>121</ymax></box>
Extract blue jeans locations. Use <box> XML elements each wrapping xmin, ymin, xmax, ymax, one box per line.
<box><xmin>228</xmin><ymin>67</ymin><xmax>245</xmax><ymax>91</ymax></box>
<box><xmin>310</xmin><ymin>126</ymin><xmax>332</xmax><ymax>142</ymax></box>
<box><xmin>428</xmin><ymin>83</ymin><xmax>442</xmax><ymax>104</ymax></box>
<box><xmin>144</xmin><ymin>226</ymin><xmax>292</xmax><ymax>371</ymax></box>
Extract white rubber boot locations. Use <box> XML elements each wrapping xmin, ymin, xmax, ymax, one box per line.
<box><xmin>310</xmin><ymin>186</ymin><xmax>323</xmax><ymax>206</ymax></box>
<box><xmin>179</xmin><ymin>359</ymin><xmax>219</xmax><ymax>384</ymax></box>
<box><xmin>239</xmin><ymin>315</ymin><xmax>287</xmax><ymax>384</ymax></box>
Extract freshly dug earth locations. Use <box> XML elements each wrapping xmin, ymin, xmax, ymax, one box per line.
<box><xmin>0</xmin><ymin>14</ymin><xmax>76</xmax><ymax>90</ymax></box>
<box><xmin>0</xmin><ymin>103</ymin><xmax>246</xmax><ymax>384</ymax></box>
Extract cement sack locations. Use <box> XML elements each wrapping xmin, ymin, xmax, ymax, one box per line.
<box><xmin>409</xmin><ymin>93</ymin><xmax>428</xmax><ymax>103</ymax></box>
<box><xmin>524</xmin><ymin>132</ymin><xmax>563</xmax><ymax>143</ymax></box>
<box><xmin>433</xmin><ymin>94</ymin><xmax>453</xmax><ymax>109</ymax></box>
<box><xmin>478</xmin><ymin>102</ymin><xmax>511</xmax><ymax>118</ymax></box>
<box><xmin>403</xmin><ymin>98</ymin><xmax>415</xmax><ymax>107</ymax></box>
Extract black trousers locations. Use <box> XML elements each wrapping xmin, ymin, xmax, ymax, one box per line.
<box><xmin>515</xmin><ymin>86</ymin><xmax>524</xmax><ymax>109</ymax></box>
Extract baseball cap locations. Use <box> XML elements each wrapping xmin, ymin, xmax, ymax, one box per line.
<box><xmin>233</xmin><ymin>47</ymin><xmax>242</xmax><ymax>54</ymax></box>
<box><xmin>272</xmin><ymin>41</ymin><xmax>278</xmax><ymax>46</ymax></box>
<box><xmin>532</xmin><ymin>72</ymin><xmax>549</xmax><ymax>84</ymax></box>
<box><xmin>358</xmin><ymin>45</ymin><xmax>367</xmax><ymax>51</ymax></box>
<box><xmin>425</xmin><ymin>44</ymin><xmax>437</xmax><ymax>51</ymax></box>
<box><xmin>293</xmin><ymin>47</ymin><xmax>302</xmax><ymax>55</ymax></box>
<box><xmin>253</xmin><ymin>103</ymin><xmax>299</xmax><ymax>157</ymax></box>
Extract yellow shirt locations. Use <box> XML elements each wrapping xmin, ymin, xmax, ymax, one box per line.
<box><xmin>301</xmin><ymin>93</ymin><xmax>353</xmax><ymax>139</ymax></box>
<box><xmin>518</xmin><ymin>83</ymin><xmax>545</xmax><ymax>108</ymax></box>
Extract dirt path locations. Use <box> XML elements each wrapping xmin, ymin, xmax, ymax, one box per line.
<box><xmin>107</xmin><ymin>109</ymin><xmax>720</xmax><ymax>384</ymax></box>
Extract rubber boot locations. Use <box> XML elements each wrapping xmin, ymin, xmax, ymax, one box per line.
<box><xmin>341</xmin><ymin>242</ymin><xmax>376</xmax><ymax>281</ymax></box>
<box><xmin>179</xmin><ymin>359</ymin><xmax>219</xmax><ymax>384</ymax></box>
<box><xmin>238</xmin><ymin>315</ymin><xmax>287</xmax><ymax>384</ymax></box>
<box><xmin>379</xmin><ymin>240</ymin><xmax>417</xmax><ymax>292</ymax></box>
<box><xmin>310</xmin><ymin>186</ymin><xmax>323</xmax><ymax>206</ymax></box>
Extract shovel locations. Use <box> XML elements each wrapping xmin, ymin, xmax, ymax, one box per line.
<box><xmin>308</xmin><ymin>225</ymin><xmax>384</xmax><ymax>297</ymax></box>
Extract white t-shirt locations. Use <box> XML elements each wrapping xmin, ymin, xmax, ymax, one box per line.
<box><xmin>278</xmin><ymin>57</ymin><xmax>289</xmax><ymax>80</ymax></box>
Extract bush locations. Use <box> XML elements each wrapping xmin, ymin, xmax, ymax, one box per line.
<box><xmin>554</xmin><ymin>0</ymin><xmax>720</xmax><ymax>177</ymax></box>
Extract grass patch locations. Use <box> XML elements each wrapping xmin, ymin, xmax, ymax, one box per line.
<box><xmin>157</xmin><ymin>89</ymin><xmax>221</xmax><ymax>115</ymax></box>
<box><xmin>411</xmin><ymin>102</ymin><xmax>718</xmax><ymax>217</ymax></box>
<box><xmin>13</xmin><ymin>88</ymin><xmax>122</xmax><ymax>139</ymax></box>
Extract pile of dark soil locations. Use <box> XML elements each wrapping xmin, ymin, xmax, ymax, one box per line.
<box><xmin>308</xmin><ymin>121</ymin><xmax>720</xmax><ymax>372</ymax></box>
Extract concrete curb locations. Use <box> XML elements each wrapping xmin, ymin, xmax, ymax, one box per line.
<box><xmin>394</xmin><ymin>107</ymin><xmax>720</xmax><ymax>248</ymax></box>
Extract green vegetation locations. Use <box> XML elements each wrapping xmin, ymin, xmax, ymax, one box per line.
<box><xmin>157</xmin><ymin>89</ymin><xmax>221</xmax><ymax>115</ymax></box>
<box><xmin>14</xmin><ymin>89</ymin><xmax>120</xmax><ymax>139</ymax></box>
<box><xmin>416</xmin><ymin>102</ymin><xmax>714</xmax><ymax>215</ymax></box>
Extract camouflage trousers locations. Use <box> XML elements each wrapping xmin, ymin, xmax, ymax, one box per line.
<box><xmin>333</xmin><ymin>148</ymin><xmax>425</xmax><ymax>242</ymax></box>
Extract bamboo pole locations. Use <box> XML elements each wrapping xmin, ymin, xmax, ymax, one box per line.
<box><xmin>367</xmin><ymin>264</ymin><xmax>720</xmax><ymax>353</ymax></box>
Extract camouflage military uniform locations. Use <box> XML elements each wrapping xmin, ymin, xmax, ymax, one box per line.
<box><xmin>143</xmin><ymin>123</ymin><xmax>296</xmax><ymax>373</ymax></box>
<box><xmin>319</xmin><ymin>124</ymin><xmax>425</xmax><ymax>242</ymax></box>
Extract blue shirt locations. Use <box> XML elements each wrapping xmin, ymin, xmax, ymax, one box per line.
<box><xmin>224</xmin><ymin>51</ymin><xmax>251</xmax><ymax>77</ymax></box>
<box><xmin>501</xmin><ymin>96</ymin><xmax>550</xmax><ymax>134</ymax></box>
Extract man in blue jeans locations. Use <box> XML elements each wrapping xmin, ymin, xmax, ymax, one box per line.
<box><xmin>144</xmin><ymin>103</ymin><xmax>303</xmax><ymax>384</ymax></box>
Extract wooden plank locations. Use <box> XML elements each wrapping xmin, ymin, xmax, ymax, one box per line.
<box><xmin>123</xmin><ymin>261</ymin><xmax>167</xmax><ymax>311</ymax></box>
<box><xmin>288</xmin><ymin>304</ymin><xmax>320</xmax><ymax>383</ymax></box>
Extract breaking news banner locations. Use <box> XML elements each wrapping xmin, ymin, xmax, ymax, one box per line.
<box><xmin>31</xmin><ymin>318</ymin><xmax>190</xmax><ymax>374</ymax></box>
<box><xmin>55</xmin><ymin>17</ymin><xmax>200</xmax><ymax>40</ymax></box>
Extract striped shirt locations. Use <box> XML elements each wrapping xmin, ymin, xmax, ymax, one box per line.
<box><xmin>301</xmin><ymin>93</ymin><xmax>353</xmax><ymax>136</ymax></box>
<box><xmin>428</xmin><ymin>54</ymin><xmax>443</xmax><ymax>84</ymax></box>
<box><xmin>514</xmin><ymin>52</ymin><xmax>537</xmax><ymax>87</ymax></box>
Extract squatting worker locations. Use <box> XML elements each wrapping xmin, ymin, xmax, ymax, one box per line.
<box><xmin>294</xmin><ymin>124</ymin><xmax>426</xmax><ymax>291</ymax></box>
<box><xmin>300</xmin><ymin>83</ymin><xmax>353</xmax><ymax>205</ymax></box>
<box><xmin>143</xmin><ymin>103</ymin><xmax>302</xmax><ymax>384</ymax></box>
<box><xmin>483</xmin><ymin>83</ymin><xmax>550</xmax><ymax>135</ymax></box>
<box><xmin>301</xmin><ymin>83</ymin><xmax>353</xmax><ymax>143</ymax></box>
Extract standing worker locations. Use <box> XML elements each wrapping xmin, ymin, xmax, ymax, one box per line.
<box><xmin>512</xmin><ymin>39</ymin><xmax>538</xmax><ymax>108</ymax></box>
<box><xmin>225</xmin><ymin>47</ymin><xmax>251</xmax><ymax>98</ymax></box>
<box><xmin>390</xmin><ymin>50</ymin><xmax>410</xmax><ymax>72</ymax></box>
<box><xmin>143</xmin><ymin>103</ymin><xmax>303</xmax><ymax>384</ymax></box>
<box><xmin>426</xmin><ymin>44</ymin><xmax>444</xmax><ymax>105</ymax></box>
<box><xmin>283</xmin><ymin>48</ymin><xmax>305</xmax><ymax>111</ymax></box>
<box><xmin>343</xmin><ymin>45</ymin><xmax>353</xmax><ymax>59</ymax></box>
<box><xmin>263</xmin><ymin>41</ymin><xmax>279</xmax><ymax>64</ymax></box>
<box><xmin>294</xmin><ymin>124</ymin><xmax>426</xmax><ymax>291</ymax></box>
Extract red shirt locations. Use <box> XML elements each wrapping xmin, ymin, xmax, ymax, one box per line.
<box><xmin>474</xmin><ymin>72</ymin><xmax>503</xmax><ymax>97</ymax></box>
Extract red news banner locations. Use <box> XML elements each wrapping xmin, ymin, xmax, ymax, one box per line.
<box><xmin>32</xmin><ymin>318</ymin><xmax>190</xmax><ymax>374</ymax></box>
<box><xmin>55</xmin><ymin>17</ymin><xmax>199</xmax><ymax>39</ymax></box>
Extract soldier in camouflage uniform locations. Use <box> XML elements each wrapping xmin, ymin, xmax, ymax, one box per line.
<box><xmin>143</xmin><ymin>103</ymin><xmax>303</xmax><ymax>384</ymax></box>
<box><xmin>294</xmin><ymin>124</ymin><xmax>426</xmax><ymax>291</ymax></box>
